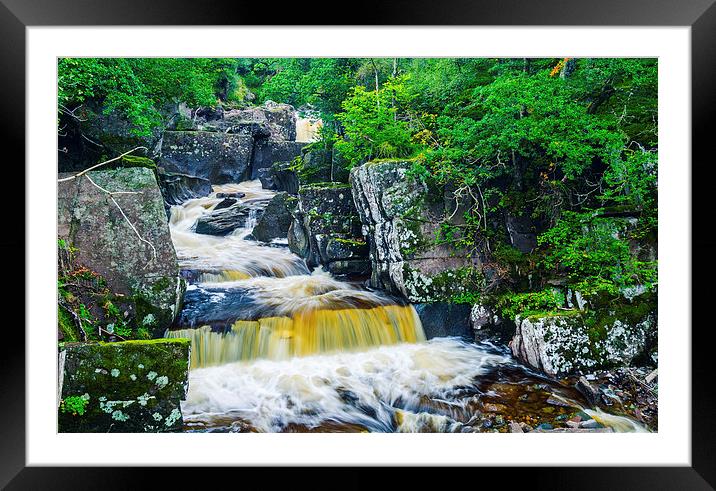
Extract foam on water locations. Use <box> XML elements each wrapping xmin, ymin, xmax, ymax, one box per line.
<box><xmin>181</xmin><ymin>337</ymin><xmax>511</xmax><ymax>432</ymax></box>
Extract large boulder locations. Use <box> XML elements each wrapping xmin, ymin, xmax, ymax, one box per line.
<box><xmin>159</xmin><ymin>131</ymin><xmax>253</xmax><ymax>184</ymax></box>
<box><xmin>510</xmin><ymin>305</ymin><xmax>656</xmax><ymax>377</ymax></box>
<box><xmin>414</xmin><ymin>303</ymin><xmax>473</xmax><ymax>340</ymax></box>
<box><xmin>350</xmin><ymin>161</ymin><xmax>482</xmax><ymax>302</ymax></box>
<box><xmin>252</xmin><ymin>192</ymin><xmax>296</xmax><ymax>242</ymax></box>
<box><xmin>287</xmin><ymin>183</ymin><xmax>368</xmax><ymax>276</ymax></box>
<box><xmin>58</xmin><ymin>339</ymin><xmax>190</xmax><ymax>432</ymax></box>
<box><xmin>258</xmin><ymin>161</ymin><xmax>300</xmax><ymax>195</ymax></box>
<box><xmin>157</xmin><ymin>168</ymin><xmax>212</xmax><ymax>206</ymax></box>
<box><xmin>174</xmin><ymin>285</ymin><xmax>258</xmax><ymax>330</ymax></box>
<box><xmin>195</xmin><ymin>203</ymin><xmax>264</xmax><ymax>236</ymax></box>
<box><xmin>57</xmin><ymin>167</ymin><xmax>182</xmax><ymax>333</ymax></box>
<box><xmin>251</xmin><ymin>140</ymin><xmax>306</xmax><ymax>179</ymax></box>
<box><xmin>222</xmin><ymin>101</ymin><xmax>297</xmax><ymax>141</ymax></box>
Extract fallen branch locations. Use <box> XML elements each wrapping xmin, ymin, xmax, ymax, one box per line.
<box><xmin>98</xmin><ymin>326</ymin><xmax>127</xmax><ymax>342</ymax></box>
<box><xmin>57</xmin><ymin>146</ymin><xmax>147</xmax><ymax>183</ymax></box>
<box><xmin>108</xmin><ymin>194</ymin><xmax>158</xmax><ymax>261</ymax></box>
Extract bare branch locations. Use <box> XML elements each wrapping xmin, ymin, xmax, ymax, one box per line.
<box><xmin>57</xmin><ymin>146</ymin><xmax>147</xmax><ymax>183</ymax></box>
<box><xmin>108</xmin><ymin>194</ymin><xmax>158</xmax><ymax>261</ymax></box>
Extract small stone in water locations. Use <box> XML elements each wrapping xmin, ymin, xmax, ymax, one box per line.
<box><xmin>509</xmin><ymin>422</ymin><xmax>524</xmax><ymax>433</ymax></box>
<box><xmin>580</xmin><ymin>419</ymin><xmax>603</xmax><ymax>429</ymax></box>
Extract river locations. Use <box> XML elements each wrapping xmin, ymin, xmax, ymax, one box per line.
<box><xmin>165</xmin><ymin>181</ymin><xmax>647</xmax><ymax>433</ymax></box>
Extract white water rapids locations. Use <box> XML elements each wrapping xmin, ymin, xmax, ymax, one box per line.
<box><xmin>167</xmin><ymin>180</ymin><xmax>649</xmax><ymax>433</ymax></box>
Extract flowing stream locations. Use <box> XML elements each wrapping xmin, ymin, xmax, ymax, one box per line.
<box><xmin>166</xmin><ymin>181</ymin><xmax>647</xmax><ymax>433</ymax></box>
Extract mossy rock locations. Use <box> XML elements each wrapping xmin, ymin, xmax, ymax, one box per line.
<box><xmin>511</xmin><ymin>298</ymin><xmax>656</xmax><ymax>377</ymax></box>
<box><xmin>57</xmin><ymin>167</ymin><xmax>181</xmax><ymax>334</ymax></box>
<box><xmin>300</xmin><ymin>181</ymin><xmax>352</xmax><ymax>191</ymax></box>
<box><xmin>401</xmin><ymin>264</ymin><xmax>485</xmax><ymax>303</ymax></box>
<box><xmin>58</xmin><ymin>338</ymin><xmax>190</xmax><ymax>433</ymax></box>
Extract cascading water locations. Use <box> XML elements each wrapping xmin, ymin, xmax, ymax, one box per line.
<box><xmin>168</xmin><ymin>182</ymin><xmax>426</xmax><ymax>367</ymax></box>
<box><xmin>167</xmin><ymin>180</ymin><xmax>649</xmax><ymax>433</ymax></box>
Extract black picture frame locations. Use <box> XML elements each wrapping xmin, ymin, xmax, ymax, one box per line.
<box><xmin>3</xmin><ymin>0</ymin><xmax>714</xmax><ymax>488</ymax></box>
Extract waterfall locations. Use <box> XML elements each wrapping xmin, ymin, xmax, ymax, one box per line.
<box><xmin>244</xmin><ymin>208</ymin><xmax>258</xmax><ymax>230</ymax></box>
<box><xmin>167</xmin><ymin>179</ymin><xmax>425</xmax><ymax>368</ymax></box>
<box><xmin>167</xmin><ymin>304</ymin><xmax>425</xmax><ymax>368</ymax></box>
<box><xmin>296</xmin><ymin>116</ymin><xmax>322</xmax><ymax>142</ymax></box>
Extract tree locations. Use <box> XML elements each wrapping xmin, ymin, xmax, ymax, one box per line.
<box><xmin>58</xmin><ymin>58</ymin><xmax>238</xmax><ymax>136</ymax></box>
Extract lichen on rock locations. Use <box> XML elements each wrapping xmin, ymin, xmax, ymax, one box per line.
<box><xmin>510</xmin><ymin>302</ymin><xmax>656</xmax><ymax>377</ymax></box>
<box><xmin>350</xmin><ymin>160</ymin><xmax>481</xmax><ymax>301</ymax></box>
<box><xmin>58</xmin><ymin>338</ymin><xmax>191</xmax><ymax>433</ymax></box>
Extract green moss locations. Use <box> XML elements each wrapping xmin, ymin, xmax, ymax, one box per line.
<box><xmin>59</xmin><ymin>338</ymin><xmax>190</xmax><ymax>433</ymax></box>
<box><xmin>300</xmin><ymin>181</ymin><xmax>352</xmax><ymax>190</ymax></box>
<box><xmin>151</xmin><ymin>276</ymin><xmax>172</xmax><ymax>294</ymax></box>
<box><xmin>494</xmin><ymin>288</ymin><xmax>567</xmax><ymax>320</ymax></box>
<box><xmin>581</xmin><ymin>292</ymin><xmax>656</xmax><ymax>338</ymax></box>
<box><xmin>332</xmin><ymin>237</ymin><xmax>366</xmax><ymax>246</ymax></box>
<box><xmin>365</xmin><ymin>157</ymin><xmax>419</xmax><ymax>165</ymax></box>
<box><xmin>100</xmin><ymin>338</ymin><xmax>189</xmax><ymax>347</ymax></box>
<box><xmin>131</xmin><ymin>291</ymin><xmax>172</xmax><ymax>337</ymax></box>
<box><xmin>58</xmin><ymin>306</ymin><xmax>79</xmax><ymax>342</ymax></box>
<box><xmin>524</xmin><ymin>309</ymin><xmax>582</xmax><ymax>322</ymax></box>
<box><xmin>119</xmin><ymin>155</ymin><xmax>157</xmax><ymax>170</ymax></box>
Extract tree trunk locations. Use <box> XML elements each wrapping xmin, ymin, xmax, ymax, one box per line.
<box><xmin>370</xmin><ymin>59</ymin><xmax>380</xmax><ymax>108</ymax></box>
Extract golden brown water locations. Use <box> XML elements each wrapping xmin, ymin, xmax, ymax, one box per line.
<box><xmin>169</xmin><ymin>304</ymin><xmax>424</xmax><ymax>368</ymax></box>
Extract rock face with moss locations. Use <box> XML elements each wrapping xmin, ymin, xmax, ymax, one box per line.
<box><xmin>159</xmin><ymin>131</ymin><xmax>253</xmax><ymax>184</ymax></box>
<box><xmin>259</xmin><ymin>141</ymin><xmax>351</xmax><ymax>195</ymax></box>
<box><xmin>58</xmin><ymin>339</ymin><xmax>190</xmax><ymax>432</ymax></box>
<box><xmin>258</xmin><ymin>161</ymin><xmax>300</xmax><ymax>195</ymax></box>
<box><xmin>57</xmin><ymin>167</ymin><xmax>182</xmax><ymax>334</ymax></box>
<box><xmin>209</xmin><ymin>101</ymin><xmax>298</xmax><ymax>141</ymax></box>
<box><xmin>510</xmin><ymin>301</ymin><xmax>656</xmax><ymax>377</ymax></box>
<box><xmin>251</xmin><ymin>141</ymin><xmax>306</xmax><ymax>179</ymax></box>
<box><xmin>288</xmin><ymin>183</ymin><xmax>369</xmax><ymax>276</ymax></box>
<box><xmin>350</xmin><ymin>160</ymin><xmax>482</xmax><ymax>302</ymax></box>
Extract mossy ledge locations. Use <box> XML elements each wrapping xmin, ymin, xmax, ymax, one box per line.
<box><xmin>58</xmin><ymin>338</ymin><xmax>190</xmax><ymax>433</ymax></box>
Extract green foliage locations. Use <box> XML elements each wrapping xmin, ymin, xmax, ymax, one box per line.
<box><xmin>58</xmin><ymin>58</ymin><xmax>238</xmax><ymax>136</ymax></box>
<box><xmin>600</xmin><ymin>146</ymin><xmax>658</xmax><ymax>235</ymax></box>
<box><xmin>538</xmin><ymin>211</ymin><xmax>657</xmax><ymax>292</ymax></box>
<box><xmin>495</xmin><ymin>288</ymin><xmax>567</xmax><ymax>319</ymax></box>
<box><xmin>335</xmin><ymin>76</ymin><xmax>418</xmax><ymax>168</ymax></box>
<box><xmin>450</xmin><ymin>291</ymin><xmax>483</xmax><ymax>305</ymax></box>
<box><xmin>60</xmin><ymin>395</ymin><xmax>89</xmax><ymax>416</ymax></box>
<box><xmin>492</xmin><ymin>244</ymin><xmax>527</xmax><ymax>266</ymax></box>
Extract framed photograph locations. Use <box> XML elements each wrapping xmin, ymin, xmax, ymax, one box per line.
<box><xmin>5</xmin><ymin>0</ymin><xmax>715</xmax><ymax>487</ymax></box>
